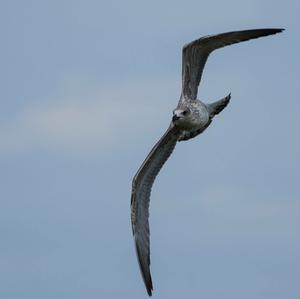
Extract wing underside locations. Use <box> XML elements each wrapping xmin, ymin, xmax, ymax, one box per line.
<box><xmin>131</xmin><ymin>125</ymin><xmax>180</xmax><ymax>296</ymax></box>
<box><xmin>180</xmin><ymin>28</ymin><xmax>284</xmax><ymax>102</ymax></box>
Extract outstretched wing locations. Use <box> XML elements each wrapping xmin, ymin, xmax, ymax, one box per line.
<box><xmin>180</xmin><ymin>28</ymin><xmax>284</xmax><ymax>102</ymax></box>
<box><xmin>131</xmin><ymin>124</ymin><xmax>180</xmax><ymax>296</ymax></box>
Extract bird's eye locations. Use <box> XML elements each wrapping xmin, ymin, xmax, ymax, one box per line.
<box><xmin>182</xmin><ymin>110</ymin><xmax>188</xmax><ymax>115</ymax></box>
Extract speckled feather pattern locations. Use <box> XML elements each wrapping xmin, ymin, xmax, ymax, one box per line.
<box><xmin>130</xmin><ymin>28</ymin><xmax>284</xmax><ymax>296</ymax></box>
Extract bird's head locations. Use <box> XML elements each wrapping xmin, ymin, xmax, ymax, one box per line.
<box><xmin>172</xmin><ymin>108</ymin><xmax>192</xmax><ymax>127</ymax></box>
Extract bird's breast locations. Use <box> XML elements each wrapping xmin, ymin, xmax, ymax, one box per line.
<box><xmin>188</xmin><ymin>104</ymin><xmax>210</xmax><ymax>130</ymax></box>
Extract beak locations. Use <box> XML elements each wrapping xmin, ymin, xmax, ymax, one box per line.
<box><xmin>172</xmin><ymin>115</ymin><xmax>180</xmax><ymax>122</ymax></box>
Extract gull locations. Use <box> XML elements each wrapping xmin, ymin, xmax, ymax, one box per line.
<box><xmin>130</xmin><ymin>28</ymin><xmax>284</xmax><ymax>296</ymax></box>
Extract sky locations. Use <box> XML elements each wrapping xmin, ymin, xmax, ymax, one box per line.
<box><xmin>1</xmin><ymin>0</ymin><xmax>299</xmax><ymax>298</ymax></box>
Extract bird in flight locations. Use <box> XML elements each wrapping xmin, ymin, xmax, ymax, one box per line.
<box><xmin>130</xmin><ymin>28</ymin><xmax>284</xmax><ymax>296</ymax></box>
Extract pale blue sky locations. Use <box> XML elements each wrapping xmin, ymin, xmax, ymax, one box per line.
<box><xmin>1</xmin><ymin>0</ymin><xmax>299</xmax><ymax>298</ymax></box>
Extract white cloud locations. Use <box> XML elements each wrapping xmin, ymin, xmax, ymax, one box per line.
<box><xmin>0</xmin><ymin>76</ymin><xmax>178</xmax><ymax>154</ymax></box>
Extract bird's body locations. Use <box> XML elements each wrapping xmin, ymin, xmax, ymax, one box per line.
<box><xmin>130</xmin><ymin>28</ymin><xmax>284</xmax><ymax>296</ymax></box>
<box><xmin>175</xmin><ymin>99</ymin><xmax>210</xmax><ymax>131</ymax></box>
<box><xmin>174</xmin><ymin>96</ymin><xmax>231</xmax><ymax>141</ymax></box>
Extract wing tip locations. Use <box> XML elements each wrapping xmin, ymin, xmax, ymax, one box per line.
<box><xmin>146</xmin><ymin>281</ymin><xmax>153</xmax><ymax>296</ymax></box>
<box><xmin>262</xmin><ymin>28</ymin><xmax>285</xmax><ymax>34</ymax></box>
<box><xmin>266</xmin><ymin>28</ymin><xmax>285</xmax><ymax>32</ymax></box>
<box><xmin>243</xmin><ymin>28</ymin><xmax>285</xmax><ymax>37</ymax></box>
<box><xmin>134</xmin><ymin>239</ymin><xmax>154</xmax><ymax>296</ymax></box>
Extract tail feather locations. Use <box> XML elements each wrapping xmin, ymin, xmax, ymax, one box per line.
<box><xmin>207</xmin><ymin>93</ymin><xmax>231</xmax><ymax>117</ymax></box>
